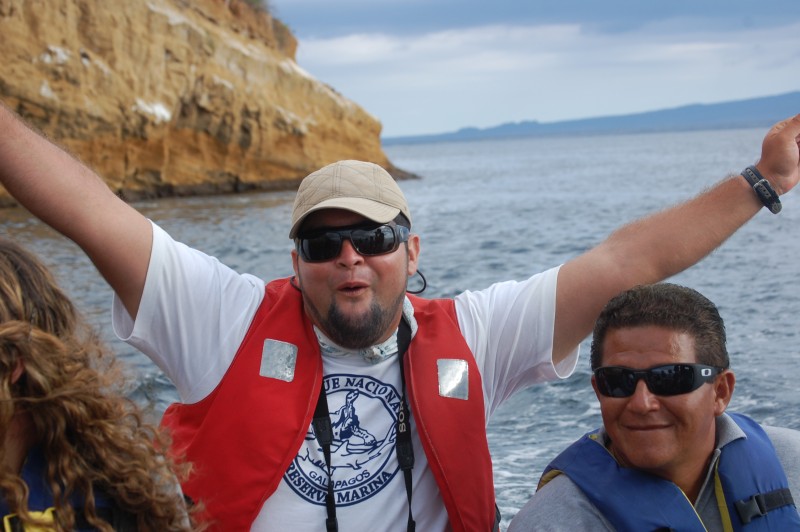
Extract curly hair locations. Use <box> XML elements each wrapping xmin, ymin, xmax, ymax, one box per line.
<box><xmin>0</xmin><ymin>238</ymin><xmax>196</xmax><ymax>531</ymax></box>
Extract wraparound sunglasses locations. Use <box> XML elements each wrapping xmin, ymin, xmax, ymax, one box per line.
<box><xmin>594</xmin><ymin>363</ymin><xmax>725</xmax><ymax>398</ymax></box>
<box><xmin>296</xmin><ymin>222</ymin><xmax>410</xmax><ymax>262</ymax></box>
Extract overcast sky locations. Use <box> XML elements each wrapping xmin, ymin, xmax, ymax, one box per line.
<box><xmin>269</xmin><ymin>1</ymin><xmax>800</xmax><ymax>138</ymax></box>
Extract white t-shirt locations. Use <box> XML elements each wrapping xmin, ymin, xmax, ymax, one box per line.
<box><xmin>113</xmin><ymin>222</ymin><xmax>578</xmax><ymax>531</ymax></box>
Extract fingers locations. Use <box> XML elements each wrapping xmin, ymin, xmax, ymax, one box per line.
<box><xmin>766</xmin><ymin>113</ymin><xmax>800</xmax><ymax>136</ymax></box>
<box><xmin>756</xmin><ymin>114</ymin><xmax>800</xmax><ymax>195</ymax></box>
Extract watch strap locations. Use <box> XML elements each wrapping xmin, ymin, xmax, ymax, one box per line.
<box><xmin>742</xmin><ymin>165</ymin><xmax>782</xmax><ymax>214</ymax></box>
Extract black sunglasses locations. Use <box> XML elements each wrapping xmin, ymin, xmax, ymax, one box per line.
<box><xmin>296</xmin><ymin>222</ymin><xmax>410</xmax><ymax>262</ymax></box>
<box><xmin>594</xmin><ymin>364</ymin><xmax>724</xmax><ymax>398</ymax></box>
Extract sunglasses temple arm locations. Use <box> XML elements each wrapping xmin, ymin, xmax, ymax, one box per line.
<box><xmin>407</xmin><ymin>270</ymin><xmax>427</xmax><ymax>295</ymax></box>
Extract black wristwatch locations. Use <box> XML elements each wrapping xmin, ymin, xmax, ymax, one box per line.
<box><xmin>741</xmin><ymin>165</ymin><xmax>782</xmax><ymax>214</ymax></box>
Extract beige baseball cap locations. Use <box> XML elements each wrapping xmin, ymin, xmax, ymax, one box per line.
<box><xmin>289</xmin><ymin>160</ymin><xmax>412</xmax><ymax>238</ymax></box>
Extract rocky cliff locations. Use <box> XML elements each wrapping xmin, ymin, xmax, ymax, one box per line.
<box><xmin>0</xmin><ymin>0</ymin><xmax>410</xmax><ymax>206</ymax></box>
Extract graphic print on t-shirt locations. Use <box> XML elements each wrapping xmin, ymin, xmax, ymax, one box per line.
<box><xmin>284</xmin><ymin>373</ymin><xmax>403</xmax><ymax>506</ymax></box>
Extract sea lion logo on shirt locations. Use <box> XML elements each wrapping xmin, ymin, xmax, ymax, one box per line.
<box><xmin>284</xmin><ymin>374</ymin><xmax>403</xmax><ymax>506</ymax></box>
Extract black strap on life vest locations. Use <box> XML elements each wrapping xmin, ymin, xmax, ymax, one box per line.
<box><xmin>493</xmin><ymin>503</ymin><xmax>502</xmax><ymax>531</ymax></box>
<box><xmin>312</xmin><ymin>386</ymin><xmax>338</xmax><ymax>532</ymax></box>
<box><xmin>735</xmin><ymin>487</ymin><xmax>795</xmax><ymax>524</ymax></box>
<box><xmin>395</xmin><ymin>318</ymin><xmax>416</xmax><ymax>532</ymax></box>
<box><xmin>313</xmin><ymin>317</ymin><xmax>415</xmax><ymax>532</ymax></box>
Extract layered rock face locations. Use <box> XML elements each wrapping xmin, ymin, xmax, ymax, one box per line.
<box><xmin>0</xmin><ymin>0</ymin><xmax>406</xmax><ymax>205</ymax></box>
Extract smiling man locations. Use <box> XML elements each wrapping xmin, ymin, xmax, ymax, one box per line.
<box><xmin>1</xmin><ymin>99</ymin><xmax>799</xmax><ymax>532</ymax></box>
<box><xmin>510</xmin><ymin>283</ymin><xmax>800</xmax><ymax>531</ymax></box>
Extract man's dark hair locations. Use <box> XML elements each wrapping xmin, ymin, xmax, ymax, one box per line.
<box><xmin>590</xmin><ymin>283</ymin><xmax>729</xmax><ymax>370</ymax></box>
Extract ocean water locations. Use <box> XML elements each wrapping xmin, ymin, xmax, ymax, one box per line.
<box><xmin>3</xmin><ymin>127</ymin><xmax>799</xmax><ymax>527</ymax></box>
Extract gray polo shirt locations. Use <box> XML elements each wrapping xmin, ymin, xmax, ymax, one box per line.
<box><xmin>508</xmin><ymin>413</ymin><xmax>800</xmax><ymax>531</ymax></box>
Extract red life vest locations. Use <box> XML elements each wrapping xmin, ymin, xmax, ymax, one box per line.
<box><xmin>161</xmin><ymin>278</ymin><xmax>496</xmax><ymax>531</ymax></box>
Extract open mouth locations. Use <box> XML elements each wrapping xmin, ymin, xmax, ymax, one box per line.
<box><xmin>338</xmin><ymin>281</ymin><xmax>368</xmax><ymax>295</ymax></box>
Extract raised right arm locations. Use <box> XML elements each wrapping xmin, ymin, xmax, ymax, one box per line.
<box><xmin>0</xmin><ymin>103</ymin><xmax>152</xmax><ymax>319</ymax></box>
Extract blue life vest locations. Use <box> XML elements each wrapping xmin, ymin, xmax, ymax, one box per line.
<box><xmin>539</xmin><ymin>413</ymin><xmax>800</xmax><ymax>531</ymax></box>
<box><xmin>1</xmin><ymin>446</ymin><xmax>134</xmax><ymax>531</ymax></box>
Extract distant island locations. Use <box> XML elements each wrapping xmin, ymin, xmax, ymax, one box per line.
<box><xmin>382</xmin><ymin>91</ymin><xmax>800</xmax><ymax>145</ymax></box>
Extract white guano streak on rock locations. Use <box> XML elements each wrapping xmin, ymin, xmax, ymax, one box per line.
<box><xmin>132</xmin><ymin>98</ymin><xmax>172</xmax><ymax>124</ymax></box>
<box><xmin>211</xmin><ymin>75</ymin><xmax>235</xmax><ymax>91</ymax></box>
<box><xmin>274</xmin><ymin>105</ymin><xmax>314</xmax><ymax>134</ymax></box>
<box><xmin>146</xmin><ymin>0</ymin><xmax>193</xmax><ymax>27</ymax></box>
<box><xmin>40</xmin><ymin>45</ymin><xmax>71</xmax><ymax>65</ymax></box>
<box><xmin>278</xmin><ymin>59</ymin><xmax>361</xmax><ymax>115</ymax></box>
<box><xmin>39</xmin><ymin>81</ymin><xmax>57</xmax><ymax>101</ymax></box>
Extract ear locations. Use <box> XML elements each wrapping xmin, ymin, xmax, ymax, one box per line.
<box><xmin>11</xmin><ymin>358</ymin><xmax>24</xmax><ymax>385</ymax></box>
<box><xmin>713</xmin><ymin>370</ymin><xmax>736</xmax><ymax>415</ymax></box>
<box><xmin>590</xmin><ymin>374</ymin><xmax>602</xmax><ymax>401</ymax></box>
<box><xmin>291</xmin><ymin>248</ymin><xmax>300</xmax><ymax>278</ymax></box>
<box><xmin>406</xmin><ymin>234</ymin><xmax>420</xmax><ymax>276</ymax></box>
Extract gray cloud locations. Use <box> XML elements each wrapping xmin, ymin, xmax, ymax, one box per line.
<box><xmin>271</xmin><ymin>1</ymin><xmax>800</xmax><ymax>136</ymax></box>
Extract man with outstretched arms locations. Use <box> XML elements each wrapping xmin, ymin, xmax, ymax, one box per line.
<box><xmin>1</xmin><ymin>101</ymin><xmax>798</xmax><ymax>531</ymax></box>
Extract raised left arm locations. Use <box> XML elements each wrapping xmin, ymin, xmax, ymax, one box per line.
<box><xmin>552</xmin><ymin>114</ymin><xmax>800</xmax><ymax>364</ymax></box>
